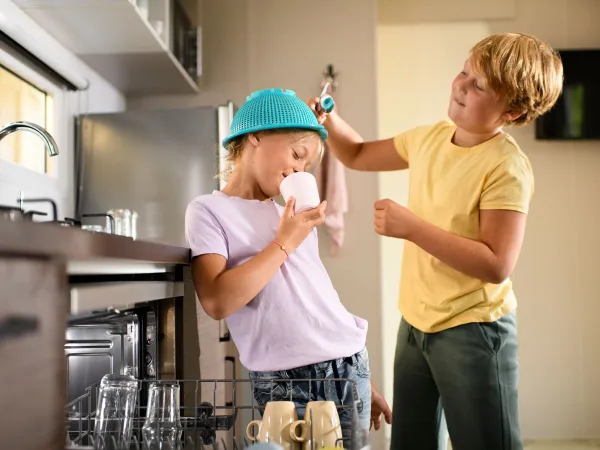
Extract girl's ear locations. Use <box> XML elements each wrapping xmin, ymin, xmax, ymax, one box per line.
<box><xmin>247</xmin><ymin>133</ymin><xmax>260</xmax><ymax>147</ymax></box>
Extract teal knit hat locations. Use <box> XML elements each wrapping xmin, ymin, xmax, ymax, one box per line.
<box><xmin>222</xmin><ymin>88</ymin><xmax>328</xmax><ymax>147</ymax></box>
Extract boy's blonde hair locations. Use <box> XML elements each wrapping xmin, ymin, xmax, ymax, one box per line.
<box><xmin>221</xmin><ymin>129</ymin><xmax>324</xmax><ymax>182</ymax></box>
<box><xmin>470</xmin><ymin>32</ymin><xmax>564</xmax><ymax>126</ymax></box>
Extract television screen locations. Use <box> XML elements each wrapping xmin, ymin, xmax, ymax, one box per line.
<box><xmin>535</xmin><ymin>49</ymin><xmax>600</xmax><ymax>140</ymax></box>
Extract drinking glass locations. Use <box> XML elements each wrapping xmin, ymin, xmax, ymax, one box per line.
<box><xmin>93</xmin><ymin>374</ymin><xmax>138</xmax><ymax>450</ymax></box>
<box><xmin>142</xmin><ymin>382</ymin><xmax>183</xmax><ymax>450</ymax></box>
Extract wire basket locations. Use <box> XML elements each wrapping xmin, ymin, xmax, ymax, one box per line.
<box><xmin>65</xmin><ymin>377</ymin><xmax>368</xmax><ymax>450</ymax></box>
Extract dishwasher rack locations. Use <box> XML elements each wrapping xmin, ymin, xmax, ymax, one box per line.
<box><xmin>65</xmin><ymin>377</ymin><xmax>369</xmax><ymax>449</ymax></box>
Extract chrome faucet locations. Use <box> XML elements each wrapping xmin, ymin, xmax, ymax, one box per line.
<box><xmin>0</xmin><ymin>121</ymin><xmax>59</xmax><ymax>156</ymax></box>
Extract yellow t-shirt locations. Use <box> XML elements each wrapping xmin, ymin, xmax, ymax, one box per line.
<box><xmin>394</xmin><ymin>121</ymin><xmax>534</xmax><ymax>333</ymax></box>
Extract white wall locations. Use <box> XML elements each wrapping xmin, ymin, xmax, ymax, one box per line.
<box><xmin>0</xmin><ymin>0</ymin><xmax>126</xmax><ymax>219</ymax></box>
<box><xmin>377</xmin><ymin>0</ymin><xmax>600</xmax><ymax>440</ymax></box>
<box><xmin>378</xmin><ymin>0</ymin><xmax>516</xmax><ymax>24</ymax></box>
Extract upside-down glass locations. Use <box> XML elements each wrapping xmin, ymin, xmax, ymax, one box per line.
<box><xmin>142</xmin><ymin>382</ymin><xmax>183</xmax><ymax>450</ymax></box>
<box><xmin>93</xmin><ymin>374</ymin><xmax>138</xmax><ymax>450</ymax></box>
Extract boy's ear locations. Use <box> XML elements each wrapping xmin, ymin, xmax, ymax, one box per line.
<box><xmin>502</xmin><ymin>110</ymin><xmax>524</xmax><ymax>123</ymax></box>
<box><xmin>247</xmin><ymin>133</ymin><xmax>260</xmax><ymax>146</ymax></box>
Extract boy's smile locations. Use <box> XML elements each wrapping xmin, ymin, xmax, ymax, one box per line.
<box><xmin>453</xmin><ymin>96</ymin><xmax>466</xmax><ymax>107</ymax></box>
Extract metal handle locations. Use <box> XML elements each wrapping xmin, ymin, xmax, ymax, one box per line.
<box><xmin>224</xmin><ymin>356</ymin><xmax>236</xmax><ymax>407</ymax></box>
<box><xmin>63</xmin><ymin>217</ymin><xmax>82</xmax><ymax>227</ymax></box>
<box><xmin>23</xmin><ymin>210</ymin><xmax>48</xmax><ymax>219</ymax></box>
<box><xmin>218</xmin><ymin>320</ymin><xmax>230</xmax><ymax>342</ymax></box>
<box><xmin>0</xmin><ymin>315</ymin><xmax>39</xmax><ymax>341</ymax></box>
<box><xmin>16</xmin><ymin>198</ymin><xmax>58</xmax><ymax>221</ymax></box>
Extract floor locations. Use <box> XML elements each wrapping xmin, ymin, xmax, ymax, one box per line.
<box><xmin>446</xmin><ymin>441</ymin><xmax>600</xmax><ymax>450</ymax></box>
<box><xmin>524</xmin><ymin>442</ymin><xmax>600</xmax><ymax>450</ymax></box>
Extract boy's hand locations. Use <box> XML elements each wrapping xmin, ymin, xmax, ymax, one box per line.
<box><xmin>374</xmin><ymin>199</ymin><xmax>421</xmax><ymax>239</ymax></box>
<box><xmin>306</xmin><ymin>97</ymin><xmax>330</xmax><ymax>124</ymax></box>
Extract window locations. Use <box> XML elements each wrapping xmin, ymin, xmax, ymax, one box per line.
<box><xmin>0</xmin><ymin>65</ymin><xmax>55</xmax><ymax>174</ymax></box>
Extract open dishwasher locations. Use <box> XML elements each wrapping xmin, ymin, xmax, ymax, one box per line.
<box><xmin>65</xmin><ymin>377</ymin><xmax>369</xmax><ymax>450</ymax></box>
<box><xmin>63</xmin><ymin>293</ymin><xmax>370</xmax><ymax>450</ymax></box>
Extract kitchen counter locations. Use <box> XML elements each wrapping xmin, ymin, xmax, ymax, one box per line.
<box><xmin>0</xmin><ymin>219</ymin><xmax>191</xmax><ymax>265</ymax></box>
<box><xmin>0</xmin><ymin>220</ymin><xmax>193</xmax><ymax>315</ymax></box>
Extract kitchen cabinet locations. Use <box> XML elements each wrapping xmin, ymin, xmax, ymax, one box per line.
<box><xmin>13</xmin><ymin>0</ymin><xmax>200</xmax><ymax>97</ymax></box>
<box><xmin>0</xmin><ymin>257</ymin><xmax>68</xmax><ymax>450</ymax></box>
<box><xmin>0</xmin><ymin>219</ymin><xmax>195</xmax><ymax>449</ymax></box>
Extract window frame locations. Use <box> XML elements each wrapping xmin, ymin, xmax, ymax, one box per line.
<box><xmin>0</xmin><ymin>44</ymin><xmax>67</xmax><ymax>198</ymax></box>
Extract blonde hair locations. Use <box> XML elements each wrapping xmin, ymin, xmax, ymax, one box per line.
<box><xmin>221</xmin><ymin>129</ymin><xmax>325</xmax><ymax>182</ymax></box>
<box><xmin>470</xmin><ymin>32</ymin><xmax>564</xmax><ymax>126</ymax></box>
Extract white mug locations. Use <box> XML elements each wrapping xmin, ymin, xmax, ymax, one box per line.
<box><xmin>289</xmin><ymin>401</ymin><xmax>343</xmax><ymax>449</ymax></box>
<box><xmin>246</xmin><ymin>401</ymin><xmax>300</xmax><ymax>450</ymax></box>
<box><xmin>280</xmin><ymin>172</ymin><xmax>320</xmax><ymax>213</ymax></box>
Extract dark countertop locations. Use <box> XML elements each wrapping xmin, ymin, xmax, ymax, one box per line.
<box><xmin>0</xmin><ymin>220</ymin><xmax>191</xmax><ymax>265</ymax></box>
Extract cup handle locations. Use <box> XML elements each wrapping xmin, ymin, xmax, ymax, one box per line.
<box><xmin>289</xmin><ymin>419</ymin><xmax>307</xmax><ymax>442</ymax></box>
<box><xmin>246</xmin><ymin>419</ymin><xmax>261</xmax><ymax>441</ymax></box>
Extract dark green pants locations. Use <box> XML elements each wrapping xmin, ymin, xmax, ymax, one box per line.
<box><xmin>390</xmin><ymin>312</ymin><xmax>522</xmax><ymax>450</ymax></box>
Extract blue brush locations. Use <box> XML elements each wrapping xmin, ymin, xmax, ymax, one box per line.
<box><xmin>317</xmin><ymin>82</ymin><xmax>335</xmax><ymax>114</ymax></box>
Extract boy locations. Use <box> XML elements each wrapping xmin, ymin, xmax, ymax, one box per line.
<box><xmin>309</xmin><ymin>33</ymin><xmax>563</xmax><ymax>449</ymax></box>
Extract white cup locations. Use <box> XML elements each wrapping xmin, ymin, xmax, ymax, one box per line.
<box><xmin>280</xmin><ymin>172</ymin><xmax>321</xmax><ymax>213</ymax></box>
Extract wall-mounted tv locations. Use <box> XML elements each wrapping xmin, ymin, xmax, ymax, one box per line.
<box><xmin>535</xmin><ymin>49</ymin><xmax>600</xmax><ymax>140</ymax></box>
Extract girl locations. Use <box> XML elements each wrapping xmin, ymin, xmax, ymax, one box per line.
<box><xmin>184</xmin><ymin>88</ymin><xmax>391</xmax><ymax>441</ymax></box>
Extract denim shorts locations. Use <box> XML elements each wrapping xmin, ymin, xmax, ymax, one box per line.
<box><xmin>248</xmin><ymin>347</ymin><xmax>372</xmax><ymax>445</ymax></box>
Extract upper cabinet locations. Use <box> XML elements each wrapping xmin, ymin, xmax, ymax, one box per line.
<box><xmin>13</xmin><ymin>0</ymin><xmax>200</xmax><ymax>97</ymax></box>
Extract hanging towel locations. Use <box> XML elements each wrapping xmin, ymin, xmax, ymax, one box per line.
<box><xmin>315</xmin><ymin>81</ymin><xmax>348</xmax><ymax>256</ymax></box>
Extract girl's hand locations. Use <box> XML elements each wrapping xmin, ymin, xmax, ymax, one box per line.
<box><xmin>374</xmin><ymin>199</ymin><xmax>421</xmax><ymax>239</ymax></box>
<box><xmin>306</xmin><ymin>97</ymin><xmax>331</xmax><ymax>125</ymax></box>
<box><xmin>275</xmin><ymin>197</ymin><xmax>327</xmax><ymax>252</ymax></box>
<box><xmin>370</xmin><ymin>384</ymin><xmax>392</xmax><ymax>431</ymax></box>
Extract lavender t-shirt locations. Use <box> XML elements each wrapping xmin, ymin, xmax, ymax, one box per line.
<box><xmin>184</xmin><ymin>191</ymin><xmax>368</xmax><ymax>372</ymax></box>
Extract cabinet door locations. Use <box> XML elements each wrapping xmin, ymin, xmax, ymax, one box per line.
<box><xmin>0</xmin><ymin>257</ymin><xmax>69</xmax><ymax>450</ymax></box>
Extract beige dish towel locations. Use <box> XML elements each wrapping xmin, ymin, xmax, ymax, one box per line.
<box><xmin>315</xmin><ymin>82</ymin><xmax>348</xmax><ymax>256</ymax></box>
